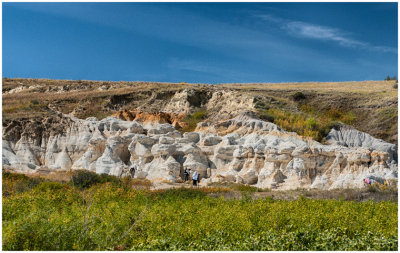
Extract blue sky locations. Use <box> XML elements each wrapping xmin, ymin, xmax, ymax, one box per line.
<box><xmin>2</xmin><ymin>2</ymin><xmax>398</xmax><ymax>83</ymax></box>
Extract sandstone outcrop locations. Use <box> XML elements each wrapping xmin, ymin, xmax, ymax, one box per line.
<box><xmin>2</xmin><ymin>111</ymin><xmax>397</xmax><ymax>190</ymax></box>
<box><xmin>326</xmin><ymin>124</ymin><xmax>397</xmax><ymax>166</ymax></box>
<box><xmin>164</xmin><ymin>88</ymin><xmax>255</xmax><ymax>120</ymax></box>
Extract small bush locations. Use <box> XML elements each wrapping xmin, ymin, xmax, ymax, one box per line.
<box><xmin>70</xmin><ymin>170</ymin><xmax>121</xmax><ymax>189</ymax></box>
<box><xmin>3</xmin><ymin>171</ymin><xmax>30</xmax><ymax>180</ymax></box>
<box><xmin>98</xmin><ymin>173</ymin><xmax>121</xmax><ymax>185</ymax></box>
<box><xmin>2</xmin><ymin>171</ymin><xmax>44</xmax><ymax>196</ymax></box>
<box><xmin>393</xmin><ymin>83</ymin><xmax>398</xmax><ymax>89</ymax></box>
<box><xmin>292</xmin><ymin>92</ymin><xmax>306</xmax><ymax>101</ymax></box>
<box><xmin>192</xmin><ymin>110</ymin><xmax>206</xmax><ymax>120</ymax></box>
<box><xmin>305</xmin><ymin>117</ymin><xmax>317</xmax><ymax>130</ymax></box>
<box><xmin>255</xmin><ymin>101</ymin><xmax>267</xmax><ymax>109</ymax></box>
<box><xmin>258</xmin><ymin>110</ymin><xmax>275</xmax><ymax>122</ymax></box>
<box><xmin>385</xmin><ymin>75</ymin><xmax>397</xmax><ymax>81</ymax></box>
<box><xmin>180</xmin><ymin>110</ymin><xmax>207</xmax><ymax>132</ymax></box>
<box><xmin>71</xmin><ymin>170</ymin><xmax>99</xmax><ymax>189</ymax></box>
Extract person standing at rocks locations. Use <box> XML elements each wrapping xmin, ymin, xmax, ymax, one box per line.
<box><xmin>192</xmin><ymin>171</ymin><xmax>198</xmax><ymax>186</ymax></box>
<box><xmin>130</xmin><ymin>164</ymin><xmax>136</xmax><ymax>178</ymax></box>
<box><xmin>184</xmin><ymin>169</ymin><xmax>189</xmax><ymax>182</ymax></box>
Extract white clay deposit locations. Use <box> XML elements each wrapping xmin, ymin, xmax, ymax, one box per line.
<box><xmin>2</xmin><ymin>111</ymin><xmax>397</xmax><ymax>190</ymax></box>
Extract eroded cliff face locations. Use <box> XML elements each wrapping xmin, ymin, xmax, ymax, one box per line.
<box><xmin>3</xmin><ymin>111</ymin><xmax>397</xmax><ymax>190</ymax></box>
<box><xmin>163</xmin><ymin>89</ymin><xmax>255</xmax><ymax>121</ymax></box>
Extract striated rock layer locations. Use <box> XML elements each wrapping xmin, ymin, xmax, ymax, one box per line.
<box><xmin>2</xmin><ymin>111</ymin><xmax>397</xmax><ymax>190</ymax></box>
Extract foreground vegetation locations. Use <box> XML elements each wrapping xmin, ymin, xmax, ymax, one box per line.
<box><xmin>2</xmin><ymin>171</ymin><xmax>398</xmax><ymax>251</ymax></box>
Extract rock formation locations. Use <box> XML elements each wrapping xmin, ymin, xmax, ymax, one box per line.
<box><xmin>2</xmin><ymin>110</ymin><xmax>397</xmax><ymax>190</ymax></box>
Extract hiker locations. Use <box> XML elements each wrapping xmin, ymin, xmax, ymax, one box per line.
<box><xmin>192</xmin><ymin>171</ymin><xmax>198</xmax><ymax>186</ymax></box>
<box><xmin>130</xmin><ymin>164</ymin><xmax>136</xmax><ymax>178</ymax></box>
<box><xmin>184</xmin><ymin>169</ymin><xmax>189</xmax><ymax>182</ymax></box>
<box><xmin>364</xmin><ymin>178</ymin><xmax>372</xmax><ymax>185</ymax></box>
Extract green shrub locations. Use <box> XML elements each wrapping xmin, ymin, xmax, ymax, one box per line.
<box><xmin>3</xmin><ymin>171</ymin><xmax>30</xmax><ymax>180</ymax></box>
<box><xmin>258</xmin><ymin>110</ymin><xmax>275</xmax><ymax>122</ymax></box>
<box><xmin>255</xmin><ymin>101</ymin><xmax>267</xmax><ymax>109</ymax></box>
<box><xmin>385</xmin><ymin>75</ymin><xmax>397</xmax><ymax>81</ymax></box>
<box><xmin>70</xmin><ymin>170</ymin><xmax>99</xmax><ymax>189</ymax></box>
<box><xmin>192</xmin><ymin>110</ymin><xmax>206</xmax><ymax>120</ymax></box>
<box><xmin>180</xmin><ymin>110</ymin><xmax>207</xmax><ymax>132</ymax></box>
<box><xmin>2</xmin><ymin>171</ymin><xmax>44</xmax><ymax>196</ymax></box>
<box><xmin>70</xmin><ymin>170</ymin><xmax>121</xmax><ymax>189</ymax></box>
<box><xmin>305</xmin><ymin>117</ymin><xmax>317</xmax><ymax>130</ymax></box>
<box><xmin>98</xmin><ymin>173</ymin><xmax>122</xmax><ymax>186</ymax></box>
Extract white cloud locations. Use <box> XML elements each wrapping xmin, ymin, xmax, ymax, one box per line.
<box><xmin>255</xmin><ymin>14</ymin><xmax>396</xmax><ymax>54</ymax></box>
<box><xmin>285</xmin><ymin>21</ymin><xmax>366</xmax><ymax>47</ymax></box>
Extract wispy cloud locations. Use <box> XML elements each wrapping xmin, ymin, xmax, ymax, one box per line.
<box><xmin>255</xmin><ymin>14</ymin><xmax>397</xmax><ymax>54</ymax></box>
<box><xmin>285</xmin><ymin>21</ymin><xmax>366</xmax><ymax>47</ymax></box>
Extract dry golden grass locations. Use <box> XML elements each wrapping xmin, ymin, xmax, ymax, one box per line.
<box><xmin>2</xmin><ymin>78</ymin><xmax>199</xmax><ymax>119</ymax></box>
<box><xmin>222</xmin><ymin>80</ymin><xmax>398</xmax><ymax>95</ymax></box>
<box><xmin>3</xmin><ymin>79</ymin><xmax>396</xmax><ymax>113</ymax></box>
<box><xmin>122</xmin><ymin>177</ymin><xmax>153</xmax><ymax>190</ymax></box>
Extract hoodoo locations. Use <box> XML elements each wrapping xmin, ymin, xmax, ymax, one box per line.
<box><xmin>3</xmin><ymin>110</ymin><xmax>397</xmax><ymax>190</ymax></box>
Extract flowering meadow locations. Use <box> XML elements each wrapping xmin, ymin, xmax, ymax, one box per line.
<box><xmin>2</xmin><ymin>171</ymin><xmax>397</xmax><ymax>251</ymax></box>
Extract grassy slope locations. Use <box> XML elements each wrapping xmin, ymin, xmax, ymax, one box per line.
<box><xmin>232</xmin><ymin>81</ymin><xmax>398</xmax><ymax>143</ymax></box>
<box><xmin>2</xmin><ymin>171</ymin><xmax>398</xmax><ymax>251</ymax></box>
<box><xmin>2</xmin><ymin>78</ymin><xmax>196</xmax><ymax>120</ymax></box>
<box><xmin>2</xmin><ymin>78</ymin><xmax>398</xmax><ymax>143</ymax></box>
